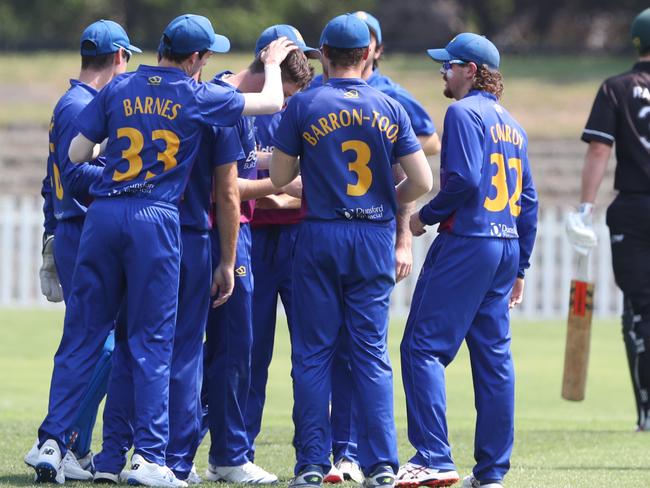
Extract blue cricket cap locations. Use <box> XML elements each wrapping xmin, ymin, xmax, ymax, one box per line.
<box><xmin>80</xmin><ymin>20</ymin><xmax>141</xmax><ymax>56</ymax></box>
<box><xmin>255</xmin><ymin>24</ymin><xmax>320</xmax><ymax>59</ymax></box>
<box><xmin>161</xmin><ymin>14</ymin><xmax>230</xmax><ymax>55</ymax></box>
<box><xmin>320</xmin><ymin>14</ymin><xmax>370</xmax><ymax>49</ymax></box>
<box><xmin>353</xmin><ymin>11</ymin><xmax>382</xmax><ymax>45</ymax></box>
<box><xmin>427</xmin><ymin>32</ymin><xmax>500</xmax><ymax>70</ymax></box>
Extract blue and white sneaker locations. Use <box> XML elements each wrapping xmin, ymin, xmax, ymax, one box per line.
<box><xmin>24</xmin><ymin>439</ymin><xmax>39</xmax><ymax>468</ymax></box>
<box><xmin>362</xmin><ymin>465</ymin><xmax>395</xmax><ymax>488</ymax></box>
<box><xmin>288</xmin><ymin>465</ymin><xmax>324</xmax><ymax>488</ymax></box>
<box><xmin>34</xmin><ymin>439</ymin><xmax>65</xmax><ymax>484</ymax></box>
<box><xmin>461</xmin><ymin>474</ymin><xmax>502</xmax><ymax>488</ymax></box>
<box><xmin>63</xmin><ymin>450</ymin><xmax>94</xmax><ymax>481</ymax></box>
<box><xmin>127</xmin><ymin>454</ymin><xmax>187</xmax><ymax>487</ymax></box>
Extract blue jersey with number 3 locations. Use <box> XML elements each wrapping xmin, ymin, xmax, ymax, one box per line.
<box><xmin>273</xmin><ymin>78</ymin><xmax>421</xmax><ymax>223</ymax></box>
<box><xmin>419</xmin><ymin>90</ymin><xmax>537</xmax><ymax>241</ymax></box>
<box><xmin>74</xmin><ymin>65</ymin><xmax>245</xmax><ymax>204</ymax></box>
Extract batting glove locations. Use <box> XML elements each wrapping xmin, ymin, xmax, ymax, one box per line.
<box><xmin>566</xmin><ymin>203</ymin><xmax>597</xmax><ymax>256</ymax></box>
<box><xmin>39</xmin><ymin>234</ymin><xmax>63</xmax><ymax>302</ymax></box>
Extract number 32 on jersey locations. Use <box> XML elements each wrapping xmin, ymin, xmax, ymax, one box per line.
<box><xmin>484</xmin><ymin>152</ymin><xmax>522</xmax><ymax>216</ymax></box>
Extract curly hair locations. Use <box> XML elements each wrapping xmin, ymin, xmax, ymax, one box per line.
<box><xmin>249</xmin><ymin>49</ymin><xmax>314</xmax><ymax>90</ymax></box>
<box><xmin>472</xmin><ymin>65</ymin><xmax>504</xmax><ymax>100</ymax></box>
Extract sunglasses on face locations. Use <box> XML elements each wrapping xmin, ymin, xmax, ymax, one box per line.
<box><xmin>440</xmin><ymin>60</ymin><xmax>468</xmax><ymax>74</ymax></box>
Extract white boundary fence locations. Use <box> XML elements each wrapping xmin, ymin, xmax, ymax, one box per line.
<box><xmin>0</xmin><ymin>194</ymin><xmax>622</xmax><ymax>318</ymax></box>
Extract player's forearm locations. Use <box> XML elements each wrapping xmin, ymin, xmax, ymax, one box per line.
<box><xmin>419</xmin><ymin>172</ymin><xmax>479</xmax><ymax>225</ymax></box>
<box><xmin>214</xmin><ymin>166</ymin><xmax>240</xmax><ymax>267</ymax></box>
<box><xmin>238</xmin><ymin>177</ymin><xmax>277</xmax><ymax>201</ymax></box>
<box><xmin>64</xmin><ymin>162</ymin><xmax>103</xmax><ymax>201</ymax></box>
<box><xmin>396</xmin><ymin>149</ymin><xmax>433</xmax><ymax>204</ymax></box>
<box><xmin>270</xmin><ymin>149</ymin><xmax>300</xmax><ymax>187</ymax></box>
<box><xmin>41</xmin><ymin>173</ymin><xmax>56</xmax><ymax>235</ymax></box>
<box><xmin>517</xmin><ymin>186</ymin><xmax>539</xmax><ymax>277</ymax></box>
<box><xmin>241</xmin><ymin>65</ymin><xmax>283</xmax><ymax>116</ymax></box>
<box><xmin>418</xmin><ymin>133</ymin><xmax>441</xmax><ymax>156</ymax></box>
<box><xmin>68</xmin><ymin>133</ymin><xmax>96</xmax><ymax>164</ymax></box>
<box><xmin>396</xmin><ymin>201</ymin><xmax>414</xmax><ymax>250</ymax></box>
<box><xmin>580</xmin><ymin>141</ymin><xmax>611</xmax><ymax>204</ymax></box>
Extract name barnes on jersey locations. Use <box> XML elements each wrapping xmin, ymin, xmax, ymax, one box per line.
<box><xmin>302</xmin><ymin>107</ymin><xmax>400</xmax><ymax>146</ymax></box>
<box><xmin>122</xmin><ymin>95</ymin><xmax>182</xmax><ymax>121</ymax></box>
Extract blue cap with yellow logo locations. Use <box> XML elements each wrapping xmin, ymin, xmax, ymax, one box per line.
<box><xmin>161</xmin><ymin>14</ymin><xmax>230</xmax><ymax>55</ymax></box>
<box><xmin>427</xmin><ymin>32</ymin><xmax>500</xmax><ymax>70</ymax></box>
<box><xmin>320</xmin><ymin>14</ymin><xmax>370</xmax><ymax>49</ymax></box>
<box><xmin>353</xmin><ymin>11</ymin><xmax>382</xmax><ymax>45</ymax></box>
<box><xmin>80</xmin><ymin>19</ymin><xmax>141</xmax><ymax>56</ymax></box>
<box><xmin>255</xmin><ymin>24</ymin><xmax>320</xmax><ymax>59</ymax></box>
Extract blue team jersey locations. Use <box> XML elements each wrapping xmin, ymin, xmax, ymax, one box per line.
<box><xmin>310</xmin><ymin>71</ymin><xmax>436</xmax><ymax>137</ymax></box>
<box><xmin>179</xmin><ymin>125</ymin><xmax>244</xmax><ymax>230</ymax></box>
<box><xmin>47</xmin><ymin>80</ymin><xmax>105</xmax><ymax>221</ymax></box>
<box><xmin>74</xmin><ymin>65</ymin><xmax>245</xmax><ymax>204</ymax></box>
<box><xmin>212</xmin><ymin>73</ymin><xmax>258</xmax><ymax>222</ymax></box>
<box><xmin>420</xmin><ymin>90</ymin><xmax>537</xmax><ymax>240</ymax></box>
<box><xmin>273</xmin><ymin>78</ymin><xmax>421</xmax><ymax>223</ymax></box>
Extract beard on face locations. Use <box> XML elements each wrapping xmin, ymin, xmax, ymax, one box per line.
<box><xmin>443</xmin><ymin>85</ymin><xmax>454</xmax><ymax>99</ymax></box>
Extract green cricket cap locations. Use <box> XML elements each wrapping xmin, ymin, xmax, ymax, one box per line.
<box><xmin>631</xmin><ymin>8</ymin><xmax>650</xmax><ymax>52</ymax></box>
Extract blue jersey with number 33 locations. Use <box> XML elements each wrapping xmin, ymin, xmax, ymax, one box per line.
<box><xmin>419</xmin><ymin>90</ymin><xmax>537</xmax><ymax>240</ymax></box>
<box><xmin>273</xmin><ymin>78</ymin><xmax>421</xmax><ymax>223</ymax></box>
<box><xmin>74</xmin><ymin>65</ymin><xmax>245</xmax><ymax>204</ymax></box>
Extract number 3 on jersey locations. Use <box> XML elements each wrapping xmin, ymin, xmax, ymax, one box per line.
<box><xmin>113</xmin><ymin>127</ymin><xmax>180</xmax><ymax>182</ymax></box>
<box><xmin>343</xmin><ymin>140</ymin><xmax>372</xmax><ymax>196</ymax></box>
<box><xmin>484</xmin><ymin>152</ymin><xmax>522</xmax><ymax>216</ymax></box>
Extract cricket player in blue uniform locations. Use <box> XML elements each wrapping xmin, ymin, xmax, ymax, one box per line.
<box><xmin>243</xmin><ymin>24</ymin><xmax>319</xmax><ymax>471</ymax></box>
<box><xmin>27</xmin><ymin>19</ymin><xmax>139</xmax><ymax>482</ymax></box>
<box><xmin>201</xmin><ymin>28</ymin><xmax>314</xmax><ymax>484</ymax></box>
<box><xmin>270</xmin><ymin>14</ymin><xmax>432</xmax><ymax>488</ymax></box>
<box><xmin>396</xmin><ymin>34</ymin><xmax>538</xmax><ymax>488</ymax></box>
<box><xmin>92</xmin><ymin>121</ymin><xmax>244</xmax><ymax>484</ymax></box>
<box><xmin>308</xmin><ymin>13</ymin><xmax>442</xmax><ymax>483</ymax></box>
<box><xmin>33</xmin><ymin>13</ymin><xmax>293</xmax><ymax>486</ymax></box>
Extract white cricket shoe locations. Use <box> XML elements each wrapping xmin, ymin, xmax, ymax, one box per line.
<box><xmin>288</xmin><ymin>465</ymin><xmax>324</xmax><ymax>488</ymax></box>
<box><xmin>336</xmin><ymin>459</ymin><xmax>364</xmax><ymax>483</ymax></box>
<box><xmin>362</xmin><ymin>465</ymin><xmax>395</xmax><ymax>488</ymax></box>
<box><xmin>127</xmin><ymin>454</ymin><xmax>187</xmax><ymax>487</ymax></box>
<box><xmin>205</xmin><ymin>462</ymin><xmax>278</xmax><ymax>484</ymax></box>
<box><xmin>34</xmin><ymin>439</ymin><xmax>65</xmax><ymax>484</ymax></box>
<box><xmin>395</xmin><ymin>462</ymin><xmax>459</xmax><ymax>487</ymax></box>
<box><xmin>24</xmin><ymin>439</ymin><xmax>39</xmax><ymax>468</ymax></box>
<box><xmin>186</xmin><ymin>465</ymin><xmax>202</xmax><ymax>485</ymax></box>
<box><xmin>63</xmin><ymin>450</ymin><xmax>94</xmax><ymax>480</ymax></box>
<box><xmin>460</xmin><ymin>474</ymin><xmax>502</xmax><ymax>488</ymax></box>
<box><xmin>323</xmin><ymin>464</ymin><xmax>343</xmax><ymax>484</ymax></box>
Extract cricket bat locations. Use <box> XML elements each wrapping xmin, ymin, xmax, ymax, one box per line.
<box><xmin>561</xmin><ymin>253</ymin><xmax>595</xmax><ymax>401</ymax></box>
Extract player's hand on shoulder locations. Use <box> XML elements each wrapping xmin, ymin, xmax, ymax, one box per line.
<box><xmin>211</xmin><ymin>263</ymin><xmax>234</xmax><ymax>308</ymax></box>
<box><xmin>566</xmin><ymin>202</ymin><xmax>597</xmax><ymax>255</ymax></box>
<box><xmin>39</xmin><ymin>234</ymin><xmax>63</xmax><ymax>303</ymax></box>
<box><xmin>409</xmin><ymin>211</ymin><xmax>426</xmax><ymax>237</ymax></box>
<box><xmin>509</xmin><ymin>277</ymin><xmax>525</xmax><ymax>309</ymax></box>
<box><xmin>259</xmin><ymin>37</ymin><xmax>298</xmax><ymax>66</ymax></box>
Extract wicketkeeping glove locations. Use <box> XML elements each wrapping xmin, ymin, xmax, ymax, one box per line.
<box><xmin>566</xmin><ymin>202</ymin><xmax>597</xmax><ymax>256</ymax></box>
<box><xmin>39</xmin><ymin>234</ymin><xmax>63</xmax><ymax>302</ymax></box>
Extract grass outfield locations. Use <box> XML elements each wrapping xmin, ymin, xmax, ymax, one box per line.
<box><xmin>0</xmin><ymin>53</ymin><xmax>632</xmax><ymax>138</ymax></box>
<box><xmin>0</xmin><ymin>310</ymin><xmax>648</xmax><ymax>487</ymax></box>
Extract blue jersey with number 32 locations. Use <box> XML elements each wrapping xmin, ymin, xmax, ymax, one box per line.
<box><xmin>273</xmin><ymin>78</ymin><xmax>421</xmax><ymax>223</ymax></box>
<box><xmin>420</xmin><ymin>90</ymin><xmax>537</xmax><ymax>240</ymax></box>
<box><xmin>74</xmin><ymin>65</ymin><xmax>245</xmax><ymax>204</ymax></box>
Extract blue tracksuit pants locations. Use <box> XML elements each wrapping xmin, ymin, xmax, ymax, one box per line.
<box><xmin>291</xmin><ymin>221</ymin><xmax>398</xmax><ymax>476</ymax></box>
<box><xmin>400</xmin><ymin>232</ymin><xmax>519</xmax><ymax>482</ymax></box>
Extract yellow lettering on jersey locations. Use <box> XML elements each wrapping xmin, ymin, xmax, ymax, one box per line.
<box><xmin>339</xmin><ymin>110</ymin><xmax>351</xmax><ymax>127</ymax></box>
<box><xmin>303</xmin><ymin>132</ymin><xmax>318</xmax><ymax>146</ymax></box>
<box><xmin>170</xmin><ymin>104</ymin><xmax>181</xmax><ymax>120</ymax></box>
<box><xmin>123</xmin><ymin>99</ymin><xmax>133</xmax><ymax>116</ymax></box>
<box><xmin>318</xmin><ymin>117</ymin><xmax>333</xmax><ymax>135</ymax></box>
<box><xmin>328</xmin><ymin>112</ymin><xmax>341</xmax><ymax>130</ymax></box>
<box><xmin>134</xmin><ymin>96</ymin><xmax>144</xmax><ymax>114</ymax></box>
<box><xmin>144</xmin><ymin>96</ymin><xmax>154</xmax><ymax>114</ymax></box>
<box><xmin>489</xmin><ymin>123</ymin><xmax>523</xmax><ymax>149</ymax></box>
<box><xmin>352</xmin><ymin>108</ymin><xmax>363</xmax><ymax>126</ymax></box>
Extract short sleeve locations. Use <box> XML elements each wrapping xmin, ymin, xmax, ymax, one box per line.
<box><xmin>195</xmin><ymin>82</ymin><xmax>245</xmax><ymax>128</ymax></box>
<box><xmin>581</xmin><ymin>82</ymin><xmax>616</xmax><ymax>146</ymax></box>
<box><xmin>393</xmin><ymin>104</ymin><xmax>422</xmax><ymax>159</ymax></box>
<box><xmin>73</xmin><ymin>87</ymin><xmax>109</xmax><ymax>143</ymax></box>
<box><xmin>212</xmin><ymin>126</ymin><xmax>245</xmax><ymax>167</ymax></box>
<box><xmin>272</xmin><ymin>97</ymin><xmax>302</xmax><ymax>157</ymax></box>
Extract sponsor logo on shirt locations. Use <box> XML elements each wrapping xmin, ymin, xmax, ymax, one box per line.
<box><xmin>235</xmin><ymin>265</ymin><xmax>247</xmax><ymax>277</ymax></box>
<box><xmin>148</xmin><ymin>76</ymin><xmax>162</xmax><ymax>86</ymax></box>
<box><xmin>490</xmin><ymin>222</ymin><xmax>518</xmax><ymax>238</ymax></box>
<box><xmin>336</xmin><ymin>204</ymin><xmax>385</xmax><ymax>220</ymax></box>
